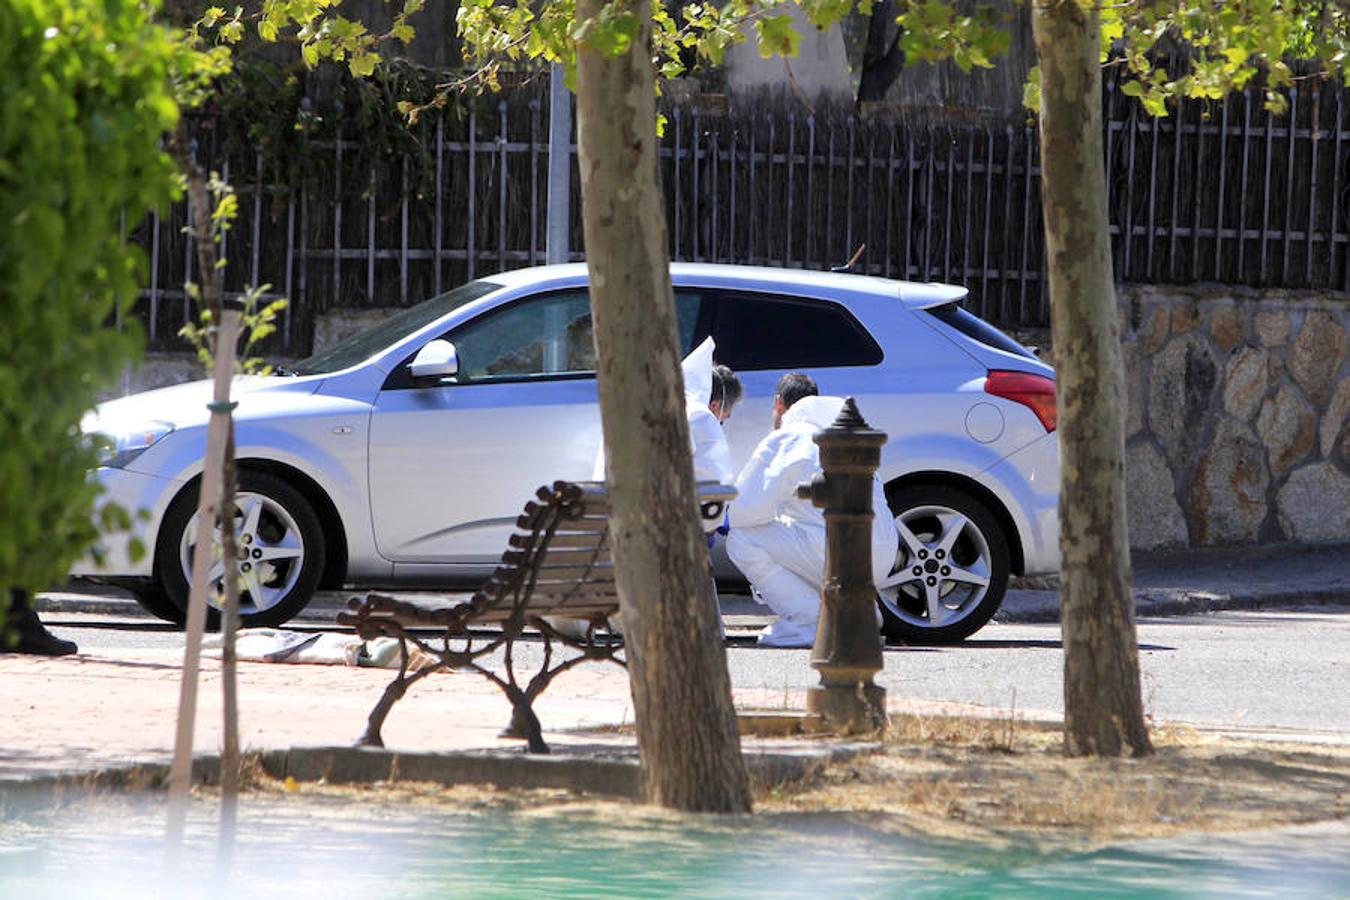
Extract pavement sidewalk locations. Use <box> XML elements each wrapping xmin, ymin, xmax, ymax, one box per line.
<box><xmin>6</xmin><ymin>541</ymin><xmax>1345</xmax><ymax>794</ymax></box>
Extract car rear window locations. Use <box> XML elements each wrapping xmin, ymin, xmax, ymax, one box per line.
<box><xmin>925</xmin><ymin>303</ymin><xmax>1037</xmax><ymax>360</ymax></box>
<box><xmin>712</xmin><ymin>292</ymin><xmax>883</xmax><ymax>370</ymax></box>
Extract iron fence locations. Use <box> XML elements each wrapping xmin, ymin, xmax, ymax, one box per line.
<box><xmin>129</xmin><ymin>73</ymin><xmax>1350</xmax><ymax>355</ymax></box>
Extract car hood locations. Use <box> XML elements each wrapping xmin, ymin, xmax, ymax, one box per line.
<box><xmin>84</xmin><ymin>375</ymin><xmax>323</xmax><ymax>434</ymax></box>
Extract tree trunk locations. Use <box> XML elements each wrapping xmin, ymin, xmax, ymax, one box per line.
<box><xmin>574</xmin><ymin>0</ymin><xmax>752</xmax><ymax>812</ymax></box>
<box><xmin>1031</xmin><ymin>0</ymin><xmax>1152</xmax><ymax>758</ymax></box>
<box><xmin>856</xmin><ymin>0</ymin><xmax>907</xmax><ymax>105</ymax></box>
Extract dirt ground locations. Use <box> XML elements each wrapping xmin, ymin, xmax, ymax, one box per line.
<box><xmin>229</xmin><ymin>713</ymin><xmax>1349</xmax><ymax>852</ymax></box>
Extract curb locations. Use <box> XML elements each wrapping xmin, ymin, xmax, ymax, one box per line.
<box><xmin>0</xmin><ymin>742</ymin><xmax>873</xmax><ymax>802</ymax></box>
<box><xmin>995</xmin><ymin>585</ymin><xmax>1350</xmax><ymax>624</ymax></box>
<box><xmin>39</xmin><ymin>584</ymin><xmax>1350</xmax><ymax>628</ymax></box>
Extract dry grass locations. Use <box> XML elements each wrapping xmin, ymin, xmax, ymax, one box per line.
<box><xmin>756</xmin><ymin>713</ymin><xmax>1350</xmax><ymax>849</ymax></box>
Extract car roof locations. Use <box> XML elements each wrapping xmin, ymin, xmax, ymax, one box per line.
<box><xmin>482</xmin><ymin>263</ymin><xmax>967</xmax><ymax>310</ymax></box>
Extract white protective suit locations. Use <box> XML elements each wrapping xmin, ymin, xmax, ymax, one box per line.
<box><xmin>726</xmin><ymin>395</ymin><xmax>898</xmax><ymax>647</ymax></box>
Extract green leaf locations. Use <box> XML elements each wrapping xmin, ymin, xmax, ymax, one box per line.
<box><xmin>755</xmin><ymin>14</ymin><xmax>802</xmax><ymax>59</ymax></box>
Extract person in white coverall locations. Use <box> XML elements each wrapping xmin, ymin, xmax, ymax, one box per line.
<box><xmin>561</xmin><ymin>338</ymin><xmax>741</xmax><ymax>639</ymax></box>
<box><xmin>727</xmin><ymin>373</ymin><xmax>898</xmax><ymax>648</ymax></box>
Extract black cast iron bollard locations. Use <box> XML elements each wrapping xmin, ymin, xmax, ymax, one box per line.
<box><xmin>796</xmin><ymin>397</ymin><xmax>888</xmax><ymax>734</ymax></box>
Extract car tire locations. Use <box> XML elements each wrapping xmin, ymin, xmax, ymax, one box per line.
<box><xmin>129</xmin><ymin>580</ymin><xmax>186</xmax><ymax>626</ymax></box>
<box><xmin>877</xmin><ymin>484</ymin><xmax>1010</xmax><ymax>644</ymax></box>
<box><xmin>155</xmin><ymin>469</ymin><xmax>326</xmax><ymax>628</ymax></box>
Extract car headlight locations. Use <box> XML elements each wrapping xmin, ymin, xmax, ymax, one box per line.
<box><xmin>97</xmin><ymin>421</ymin><xmax>175</xmax><ymax>469</ymax></box>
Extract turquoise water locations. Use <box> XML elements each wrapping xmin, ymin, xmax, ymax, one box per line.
<box><xmin>1</xmin><ymin>792</ymin><xmax>1346</xmax><ymax>898</ymax></box>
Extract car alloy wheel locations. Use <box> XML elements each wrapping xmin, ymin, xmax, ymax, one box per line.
<box><xmin>156</xmin><ymin>470</ymin><xmax>325</xmax><ymax>627</ymax></box>
<box><xmin>878</xmin><ymin>485</ymin><xmax>1009</xmax><ymax>643</ymax></box>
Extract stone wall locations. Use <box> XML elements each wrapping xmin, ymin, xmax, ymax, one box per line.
<box><xmin>1118</xmin><ymin>285</ymin><xmax>1349</xmax><ymax>549</ymax></box>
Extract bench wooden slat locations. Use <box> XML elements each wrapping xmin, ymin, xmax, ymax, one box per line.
<box><xmin>509</xmin><ymin>532</ymin><xmax>608</xmax><ymax>550</ymax></box>
<box><xmin>501</xmin><ymin>548</ymin><xmax>610</xmax><ymax>567</ymax></box>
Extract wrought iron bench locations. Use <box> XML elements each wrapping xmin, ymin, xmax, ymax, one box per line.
<box><xmin>338</xmin><ymin>479</ymin><xmax>735</xmax><ymax>754</ymax></box>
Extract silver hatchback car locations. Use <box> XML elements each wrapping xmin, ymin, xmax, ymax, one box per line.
<box><xmin>76</xmin><ymin>264</ymin><xmax>1059</xmax><ymax>642</ymax></box>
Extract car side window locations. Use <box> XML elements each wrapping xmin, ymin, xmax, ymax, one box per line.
<box><xmin>452</xmin><ymin>290</ymin><xmax>596</xmax><ymax>381</ymax></box>
<box><xmin>383</xmin><ymin>287</ymin><xmax>714</xmax><ymax>390</ymax></box>
<box><xmin>711</xmin><ymin>291</ymin><xmax>883</xmax><ymax>369</ymax></box>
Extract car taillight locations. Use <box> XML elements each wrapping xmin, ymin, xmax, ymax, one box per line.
<box><xmin>985</xmin><ymin>370</ymin><xmax>1057</xmax><ymax>432</ymax></box>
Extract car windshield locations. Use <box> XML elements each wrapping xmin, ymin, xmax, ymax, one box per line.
<box><xmin>925</xmin><ymin>303</ymin><xmax>1037</xmax><ymax>360</ymax></box>
<box><xmin>291</xmin><ymin>280</ymin><xmax>503</xmax><ymax>375</ymax></box>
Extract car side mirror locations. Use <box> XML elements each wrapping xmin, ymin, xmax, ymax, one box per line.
<box><xmin>409</xmin><ymin>339</ymin><xmax>458</xmax><ymax>384</ymax></box>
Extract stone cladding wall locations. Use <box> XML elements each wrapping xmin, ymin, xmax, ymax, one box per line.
<box><xmin>1117</xmin><ymin>285</ymin><xmax>1349</xmax><ymax>549</ymax></box>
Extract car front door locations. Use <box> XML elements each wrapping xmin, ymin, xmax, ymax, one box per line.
<box><xmin>367</xmin><ymin>288</ymin><xmax>711</xmax><ymax>570</ymax></box>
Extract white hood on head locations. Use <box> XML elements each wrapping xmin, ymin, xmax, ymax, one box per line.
<box><xmin>681</xmin><ymin>336</ymin><xmax>715</xmax><ymax>406</ymax></box>
<box><xmin>781</xmin><ymin>395</ymin><xmax>846</xmax><ymax>432</ymax></box>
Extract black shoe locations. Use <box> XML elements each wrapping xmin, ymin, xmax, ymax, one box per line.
<box><xmin>4</xmin><ymin>590</ymin><xmax>77</xmax><ymax>656</ymax></box>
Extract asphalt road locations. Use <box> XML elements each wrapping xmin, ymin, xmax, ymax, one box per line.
<box><xmin>40</xmin><ymin>604</ymin><xmax>1350</xmax><ymax>739</ymax></box>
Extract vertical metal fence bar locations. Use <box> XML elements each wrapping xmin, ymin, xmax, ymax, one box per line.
<box><xmin>1000</xmin><ymin>127</ymin><xmax>1016</xmax><ymax>320</ymax></box>
<box><xmin>529</xmin><ymin>100</ymin><xmax>539</xmax><ymax>267</ymax></box>
<box><xmin>804</xmin><ymin>118</ymin><xmax>815</xmax><ymax>267</ymax></box>
<box><xmin>904</xmin><ymin>131</ymin><xmax>915</xmax><ymax>279</ymax></box>
<box><xmin>729</xmin><ymin>129</ymin><xmax>738</xmax><ymax>262</ymax></box>
<box><xmin>149</xmin><ymin>210</ymin><xmax>160</xmax><ymax>343</ymax></box>
<box><xmin>251</xmin><ymin>151</ymin><xmax>263</xmax><ymax>291</ymax></box>
<box><xmin>1282</xmin><ymin>87</ymin><xmax>1298</xmax><ymax>281</ymax></box>
<box><xmin>468</xmin><ymin>109</ymin><xmax>477</xmax><ymax>280</ymax></box>
<box><xmin>673</xmin><ymin>109</ymin><xmax>682</xmax><ymax>260</ymax></box>
<box><xmin>1238</xmin><ymin>91</ymin><xmax>1252</xmax><ymax>279</ymax></box>
<box><xmin>284</xmin><ymin>195</ymin><xmax>294</xmax><ymax>349</ymax></box>
<box><xmin>299</xmin><ymin>182</ymin><xmax>309</xmax><ymax>342</ymax></box>
<box><xmin>883</xmin><ymin>124</ymin><xmax>896</xmax><ymax>278</ymax></box>
<box><xmin>749</xmin><ymin>119</ymin><xmax>757</xmax><ymax>263</ymax></box>
<box><xmin>1214</xmin><ymin>97</ymin><xmax>1230</xmax><ymax>278</ymax></box>
<box><xmin>183</xmin><ymin>158</ymin><xmax>193</xmax><ymax>325</ymax></box>
<box><xmin>1123</xmin><ymin>106</ymin><xmax>1138</xmax><ymax>280</ymax></box>
<box><xmin>401</xmin><ymin>156</ymin><xmax>410</xmax><ymax>304</ymax></box>
<box><xmin>333</xmin><ymin>141</ymin><xmax>342</xmax><ymax>307</ymax></box>
<box><xmin>785</xmin><ymin>115</ymin><xmax>795</xmax><ymax>266</ymax></box>
<box><xmin>692</xmin><ymin>110</ymin><xmax>702</xmax><ymax>261</ymax></box>
<box><xmin>498</xmin><ymin>101</ymin><xmax>508</xmax><ymax>274</ymax></box>
<box><xmin>1260</xmin><ymin>99</ymin><xmax>1274</xmax><ymax>281</ymax></box>
<box><xmin>921</xmin><ymin>135</ymin><xmax>934</xmax><ymax>281</ymax></box>
<box><xmin>1168</xmin><ymin>102</ymin><xmax>1183</xmax><ymax>281</ymax></box>
<box><xmin>864</xmin><ymin>128</ymin><xmax>876</xmax><ymax>274</ymax></box>
<box><xmin>1306</xmin><ymin>88</ymin><xmax>1320</xmax><ymax>284</ymax></box>
<box><xmin>942</xmin><ymin>139</ymin><xmax>954</xmax><ymax>283</ymax></box>
<box><xmin>1332</xmin><ymin>91</ymin><xmax>1344</xmax><ymax>288</ymax></box>
<box><xmin>824</xmin><ymin>124</ymin><xmax>834</xmax><ymax>268</ymax></box>
<box><xmin>1019</xmin><ymin>127</ymin><xmax>1034</xmax><ymax>320</ymax></box>
<box><xmin>961</xmin><ymin>134</ymin><xmax>974</xmax><ymax>286</ymax></box>
<box><xmin>710</xmin><ymin>131</ymin><xmax>720</xmax><ymax>262</ymax></box>
<box><xmin>846</xmin><ymin>117</ymin><xmax>856</xmax><ymax>262</ymax></box>
<box><xmin>367</xmin><ymin>165</ymin><xmax>376</xmax><ymax>302</ymax></box>
<box><xmin>435</xmin><ymin>114</ymin><xmax>444</xmax><ymax>294</ymax></box>
<box><xmin>980</xmin><ymin>129</ymin><xmax>994</xmax><ymax>317</ymax></box>
<box><xmin>767</xmin><ymin>115</ymin><xmax>777</xmax><ymax>264</ymax></box>
<box><xmin>1191</xmin><ymin>103</ymin><xmax>1204</xmax><ymax>280</ymax></box>
<box><xmin>1146</xmin><ymin>111</ymin><xmax>1160</xmax><ymax>280</ymax></box>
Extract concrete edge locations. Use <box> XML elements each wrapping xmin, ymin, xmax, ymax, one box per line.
<box><xmin>994</xmin><ymin>586</ymin><xmax>1350</xmax><ymax>624</ymax></box>
<box><xmin>0</xmin><ymin>742</ymin><xmax>875</xmax><ymax>804</ymax></box>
